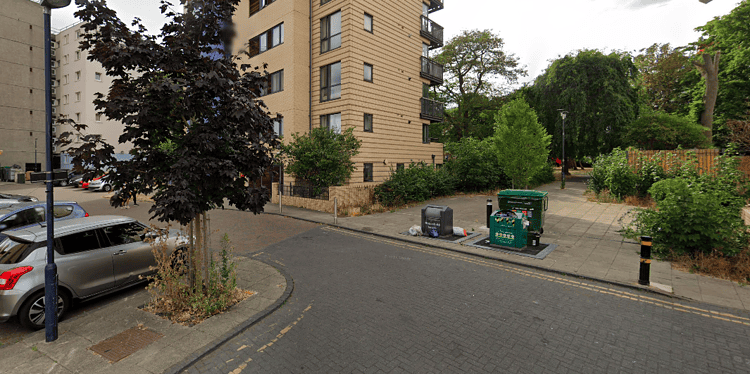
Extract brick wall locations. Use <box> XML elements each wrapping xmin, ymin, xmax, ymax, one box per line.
<box><xmin>272</xmin><ymin>182</ymin><xmax>379</xmax><ymax>214</ymax></box>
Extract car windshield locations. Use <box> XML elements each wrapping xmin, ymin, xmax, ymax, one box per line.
<box><xmin>0</xmin><ymin>237</ymin><xmax>44</xmax><ymax>264</ymax></box>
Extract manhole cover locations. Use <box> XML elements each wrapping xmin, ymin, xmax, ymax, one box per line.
<box><xmin>90</xmin><ymin>326</ymin><xmax>163</xmax><ymax>363</ymax></box>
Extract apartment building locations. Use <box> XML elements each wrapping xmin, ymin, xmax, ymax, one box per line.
<box><xmin>0</xmin><ymin>0</ymin><xmax>47</xmax><ymax>170</ymax></box>
<box><xmin>234</xmin><ymin>0</ymin><xmax>445</xmax><ymax>184</ymax></box>
<box><xmin>54</xmin><ymin>22</ymin><xmax>131</xmax><ymax>167</ymax></box>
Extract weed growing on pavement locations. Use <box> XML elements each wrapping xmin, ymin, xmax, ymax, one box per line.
<box><xmin>670</xmin><ymin>250</ymin><xmax>750</xmax><ymax>284</ymax></box>
<box><xmin>144</xmin><ymin>230</ymin><xmax>251</xmax><ymax>325</ymax></box>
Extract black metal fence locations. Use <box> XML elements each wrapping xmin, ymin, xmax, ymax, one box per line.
<box><xmin>279</xmin><ymin>183</ymin><xmax>329</xmax><ymax>200</ymax></box>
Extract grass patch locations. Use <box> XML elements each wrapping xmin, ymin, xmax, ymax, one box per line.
<box><xmin>670</xmin><ymin>250</ymin><xmax>750</xmax><ymax>284</ymax></box>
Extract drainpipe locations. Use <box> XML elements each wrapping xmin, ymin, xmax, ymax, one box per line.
<box><xmin>309</xmin><ymin>0</ymin><xmax>313</xmax><ymax>131</ymax></box>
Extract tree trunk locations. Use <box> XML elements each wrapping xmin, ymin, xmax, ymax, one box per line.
<box><xmin>693</xmin><ymin>52</ymin><xmax>721</xmax><ymax>145</ymax></box>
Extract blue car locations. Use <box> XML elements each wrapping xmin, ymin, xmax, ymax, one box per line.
<box><xmin>0</xmin><ymin>201</ymin><xmax>88</xmax><ymax>241</ymax></box>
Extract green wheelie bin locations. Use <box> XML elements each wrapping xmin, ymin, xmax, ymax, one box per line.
<box><xmin>496</xmin><ymin>190</ymin><xmax>549</xmax><ymax>234</ymax></box>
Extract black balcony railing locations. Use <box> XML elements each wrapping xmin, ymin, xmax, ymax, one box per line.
<box><xmin>420</xmin><ymin>16</ymin><xmax>443</xmax><ymax>48</ymax></box>
<box><xmin>420</xmin><ymin>56</ymin><xmax>443</xmax><ymax>86</ymax></box>
<box><xmin>420</xmin><ymin>97</ymin><xmax>444</xmax><ymax>122</ymax></box>
<box><xmin>427</xmin><ymin>0</ymin><xmax>444</xmax><ymax>13</ymax></box>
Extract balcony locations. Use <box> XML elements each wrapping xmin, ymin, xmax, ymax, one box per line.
<box><xmin>420</xmin><ymin>56</ymin><xmax>443</xmax><ymax>86</ymax></box>
<box><xmin>426</xmin><ymin>0</ymin><xmax>443</xmax><ymax>13</ymax></box>
<box><xmin>420</xmin><ymin>16</ymin><xmax>443</xmax><ymax>48</ymax></box>
<box><xmin>420</xmin><ymin>97</ymin><xmax>444</xmax><ymax>122</ymax></box>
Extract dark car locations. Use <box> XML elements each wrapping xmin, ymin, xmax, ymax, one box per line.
<box><xmin>0</xmin><ymin>193</ymin><xmax>38</xmax><ymax>208</ymax></box>
<box><xmin>0</xmin><ymin>201</ymin><xmax>88</xmax><ymax>242</ymax></box>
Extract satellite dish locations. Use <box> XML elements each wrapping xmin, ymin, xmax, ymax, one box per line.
<box><xmin>41</xmin><ymin>0</ymin><xmax>72</xmax><ymax>9</ymax></box>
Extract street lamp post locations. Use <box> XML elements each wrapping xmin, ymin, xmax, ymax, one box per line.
<box><xmin>41</xmin><ymin>0</ymin><xmax>71</xmax><ymax>343</ymax></box>
<box><xmin>558</xmin><ymin>110</ymin><xmax>568</xmax><ymax>189</ymax></box>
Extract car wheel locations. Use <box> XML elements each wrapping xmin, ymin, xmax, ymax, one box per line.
<box><xmin>59</xmin><ymin>180</ymin><xmax>68</xmax><ymax>187</ymax></box>
<box><xmin>18</xmin><ymin>290</ymin><xmax>70</xmax><ymax>330</ymax></box>
<box><xmin>103</xmin><ymin>184</ymin><xmax>112</xmax><ymax>192</ymax></box>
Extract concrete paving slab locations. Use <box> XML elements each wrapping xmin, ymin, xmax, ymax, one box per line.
<box><xmin>701</xmin><ymin>294</ymin><xmax>746</xmax><ymax>310</ymax></box>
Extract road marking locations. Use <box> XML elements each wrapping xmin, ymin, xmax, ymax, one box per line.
<box><xmin>227</xmin><ymin>304</ymin><xmax>313</xmax><ymax>374</ymax></box>
<box><xmin>321</xmin><ymin>226</ymin><xmax>750</xmax><ymax>326</ymax></box>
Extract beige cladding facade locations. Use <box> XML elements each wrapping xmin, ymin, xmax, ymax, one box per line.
<box><xmin>54</xmin><ymin>22</ymin><xmax>131</xmax><ymax>158</ymax></box>
<box><xmin>0</xmin><ymin>0</ymin><xmax>47</xmax><ymax>169</ymax></box>
<box><xmin>234</xmin><ymin>0</ymin><xmax>445</xmax><ymax>184</ymax></box>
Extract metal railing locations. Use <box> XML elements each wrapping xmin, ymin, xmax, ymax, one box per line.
<box><xmin>420</xmin><ymin>16</ymin><xmax>443</xmax><ymax>48</ymax></box>
<box><xmin>427</xmin><ymin>0</ymin><xmax>444</xmax><ymax>13</ymax></box>
<box><xmin>279</xmin><ymin>183</ymin><xmax>329</xmax><ymax>200</ymax></box>
<box><xmin>420</xmin><ymin>56</ymin><xmax>444</xmax><ymax>85</ymax></box>
<box><xmin>420</xmin><ymin>97</ymin><xmax>444</xmax><ymax>122</ymax></box>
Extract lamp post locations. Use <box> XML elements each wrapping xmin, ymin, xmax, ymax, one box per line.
<box><xmin>558</xmin><ymin>110</ymin><xmax>568</xmax><ymax>189</ymax></box>
<box><xmin>41</xmin><ymin>0</ymin><xmax>71</xmax><ymax>343</ymax></box>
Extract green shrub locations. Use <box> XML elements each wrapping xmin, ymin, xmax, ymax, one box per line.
<box><xmin>529</xmin><ymin>161</ymin><xmax>555</xmax><ymax>187</ymax></box>
<box><xmin>443</xmin><ymin>137</ymin><xmax>510</xmax><ymax>192</ymax></box>
<box><xmin>635</xmin><ymin>155</ymin><xmax>667</xmax><ymax>196</ymax></box>
<box><xmin>374</xmin><ymin>162</ymin><xmax>456</xmax><ymax>207</ymax></box>
<box><xmin>623</xmin><ymin>111</ymin><xmax>708</xmax><ymax>150</ymax></box>
<box><xmin>588</xmin><ymin>148</ymin><xmax>636</xmax><ymax>198</ymax></box>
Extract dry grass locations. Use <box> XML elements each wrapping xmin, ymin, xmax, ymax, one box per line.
<box><xmin>671</xmin><ymin>250</ymin><xmax>750</xmax><ymax>284</ymax></box>
<box><xmin>584</xmin><ymin>189</ymin><xmax>655</xmax><ymax>208</ymax></box>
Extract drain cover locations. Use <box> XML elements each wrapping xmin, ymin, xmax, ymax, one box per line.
<box><xmin>90</xmin><ymin>327</ymin><xmax>163</xmax><ymax>363</ymax></box>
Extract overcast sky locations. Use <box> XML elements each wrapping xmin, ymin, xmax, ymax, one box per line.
<box><xmin>49</xmin><ymin>0</ymin><xmax>739</xmax><ymax>85</ymax></box>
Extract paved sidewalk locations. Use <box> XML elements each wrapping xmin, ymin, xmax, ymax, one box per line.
<box><xmin>0</xmin><ymin>257</ymin><xmax>291</xmax><ymax>374</ymax></box>
<box><xmin>268</xmin><ymin>176</ymin><xmax>750</xmax><ymax>312</ymax></box>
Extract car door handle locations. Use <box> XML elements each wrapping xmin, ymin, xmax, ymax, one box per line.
<box><xmin>113</xmin><ymin>250</ymin><xmax>127</xmax><ymax>256</ymax></box>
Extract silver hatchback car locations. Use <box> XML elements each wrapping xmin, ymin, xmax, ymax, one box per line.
<box><xmin>0</xmin><ymin>216</ymin><xmax>187</xmax><ymax>330</ymax></box>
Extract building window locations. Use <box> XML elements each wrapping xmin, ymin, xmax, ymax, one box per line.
<box><xmin>321</xmin><ymin>0</ymin><xmax>331</xmax><ymax>4</ymax></box>
<box><xmin>269</xmin><ymin>70</ymin><xmax>284</xmax><ymax>94</ymax></box>
<box><xmin>75</xmin><ymin>71</ymin><xmax>81</xmax><ymax>81</ymax></box>
<box><xmin>364</xmin><ymin>63</ymin><xmax>373</xmax><ymax>82</ymax></box>
<box><xmin>248</xmin><ymin>23</ymin><xmax>284</xmax><ymax>57</ymax></box>
<box><xmin>75</xmin><ymin>113</ymin><xmax>81</xmax><ymax>122</ymax></box>
<box><xmin>422</xmin><ymin>83</ymin><xmax>430</xmax><ymax>98</ymax></box>
<box><xmin>321</xmin><ymin>11</ymin><xmax>341</xmax><ymax>53</ymax></box>
<box><xmin>64</xmin><ymin>75</ymin><xmax>69</xmax><ymax>84</ymax></box>
<box><xmin>95</xmin><ymin>72</ymin><xmax>102</xmax><ymax>81</ymax></box>
<box><xmin>423</xmin><ymin>43</ymin><xmax>429</xmax><ymax>58</ymax></box>
<box><xmin>64</xmin><ymin>35</ymin><xmax>69</xmax><ymax>45</ymax></box>
<box><xmin>273</xmin><ymin>118</ymin><xmax>283</xmax><ymax>136</ymax></box>
<box><xmin>320</xmin><ymin>62</ymin><xmax>341</xmax><ymax>102</ymax></box>
<box><xmin>75</xmin><ymin>30</ymin><xmax>81</xmax><ymax>39</ymax></box>
<box><xmin>423</xmin><ymin>2</ymin><xmax>429</xmax><ymax>17</ymax></box>
<box><xmin>423</xmin><ymin>124</ymin><xmax>430</xmax><ymax>144</ymax></box>
<box><xmin>249</xmin><ymin>0</ymin><xmax>276</xmax><ymax>16</ymax></box>
<box><xmin>75</xmin><ymin>92</ymin><xmax>81</xmax><ymax>102</ymax></box>
<box><xmin>364</xmin><ymin>113</ymin><xmax>373</xmax><ymax>132</ymax></box>
<box><xmin>95</xmin><ymin>113</ymin><xmax>102</xmax><ymax>122</ymax></box>
<box><xmin>63</xmin><ymin>95</ymin><xmax>68</xmax><ymax>105</ymax></box>
<box><xmin>364</xmin><ymin>13</ymin><xmax>373</xmax><ymax>33</ymax></box>
<box><xmin>396</xmin><ymin>163</ymin><xmax>404</xmax><ymax>171</ymax></box>
<box><xmin>63</xmin><ymin>55</ymin><xmax>68</xmax><ymax>64</ymax></box>
<box><xmin>321</xmin><ymin>113</ymin><xmax>341</xmax><ymax>134</ymax></box>
<box><xmin>363</xmin><ymin>163</ymin><xmax>373</xmax><ymax>182</ymax></box>
<box><xmin>75</xmin><ymin>51</ymin><xmax>80</xmax><ymax>60</ymax></box>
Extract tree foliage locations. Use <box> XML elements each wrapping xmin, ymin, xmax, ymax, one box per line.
<box><xmin>57</xmin><ymin>0</ymin><xmax>281</xmax><ymax>226</ymax></box>
<box><xmin>623</xmin><ymin>111</ymin><xmax>708</xmax><ymax>150</ymax></box>
<box><xmin>281</xmin><ymin>127</ymin><xmax>362</xmax><ymax>191</ymax></box>
<box><xmin>633</xmin><ymin>43</ymin><xmax>693</xmax><ymax>114</ymax></box>
<box><xmin>442</xmin><ymin>137</ymin><xmax>510</xmax><ymax>192</ymax></box>
<box><xmin>526</xmin><ymin>49</ymin><xmax>639</xmax><ymax>160</ymax></box>
<box><xmin>492</xmin><ymin>99</ymin><xmax>551</xmax><ymax>189</ymax></box>
<box><xmin>433</xmin><ymin>30</ymin><xmax>526</xmax><ymax>141</ymax></box>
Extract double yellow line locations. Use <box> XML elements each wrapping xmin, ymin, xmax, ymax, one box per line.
<box><xmin>322</xmin><ymin>226</ymin><xmax>750</xmax><ymax>326</ymax></box>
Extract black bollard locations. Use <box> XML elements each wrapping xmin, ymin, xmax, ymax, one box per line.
<box><xmin>486</xmin><ymin>199</ymin><xmax>493</xmax><ymax>228</ymax></box>
<box><xmin>639</xmin><ymin>236</ymin><xmax>652</xmax><ymax>286</ymax></box>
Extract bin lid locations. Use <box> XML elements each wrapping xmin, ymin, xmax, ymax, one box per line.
<box><xmin>497</xmin><ymin>189</ymin><xmax>548</xmax><ymax>198</ymax></box>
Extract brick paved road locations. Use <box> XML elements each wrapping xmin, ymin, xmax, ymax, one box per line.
<box><xmin>185</xmin><ymin>226</ymin><xmax>750</xmax><ymax>374</ymax></box>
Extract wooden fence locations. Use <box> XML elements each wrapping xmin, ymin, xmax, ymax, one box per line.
<box><xmin>625</xmin><ymin>149</ymin><xmax>720</xmax><ymax>175</ymax></box>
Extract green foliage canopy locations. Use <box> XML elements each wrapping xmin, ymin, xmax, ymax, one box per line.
<box><xmin>443</xmin><ymin>137</ymin><xmax>510</xmax><ymax>192</ymax></box>
<box><xmin>281</xmin><ymin>127</ymin><xmax>362</xmax><ymax>191</ymax></box>
<box><xmin>623</xmin><ymin>111</ymin><xmax>708</xmax><ymax>150</ymax></box>
<box><xmin>492</xmin><ymin>99</ymin><xmax>551</xmax><ymax>189</ymax></box>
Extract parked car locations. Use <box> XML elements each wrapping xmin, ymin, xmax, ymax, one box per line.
<box><xmin>0</xmin><ymin>201</ymin><xmax>88</xmax><ymax>242</ymax></box>
<box><xmin>88</xmin><ymin>176</ymin><xmax>113</xmax><ymax>192</ymax></box>
<box><xmin>54</xmin><ymin>170</ymin><xmax>75</xmax><ymax>187</ymax></box>
<box><xmin>0</xmin><ymin>216</ymin><xmax>187</xmax><ymax>329</ymax></box>
<box><xmin>80</xmin><ymin>176</ymin><xmax>101</xmax><ymax>189</ymax></box>
<box><xmin>0</xmin><ymin>193</ymin><xmax>38</xmax><ymax>208</ymax></box>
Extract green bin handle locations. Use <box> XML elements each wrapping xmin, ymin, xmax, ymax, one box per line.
<box><xmin>544</xmin><ymin>195</ymin><xmax>548</xmax><ymax>211</ymax></box>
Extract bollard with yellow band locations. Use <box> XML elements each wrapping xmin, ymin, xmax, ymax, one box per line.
<box><xmin>639</xmin><ymin>236</ymin><xmax>652</xmax><ymax>286</ymax></box>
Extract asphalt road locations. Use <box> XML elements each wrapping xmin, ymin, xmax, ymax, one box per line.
<box><xmin>0</xmin><ymin>182</ymin><xmax>318</xmax><ymax>347</ymax></box>
<box><xmin>185</xmin><ymin>226</ymin><xmax>750</xmax><ymax>374</ymax></box>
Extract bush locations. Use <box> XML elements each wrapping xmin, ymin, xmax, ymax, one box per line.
<box><xmin>623</xmin><ymin>111</ymin><xmax>708</xmax><ymax>150</ymax></box>
<box><xmin>529</xmin><ymin>161</ymin><xmax>555</xmax><ymax>187</ymax></box>
<box><xmin>588</xmin><ymin>148</ymin><xmax>636</xmax><ymax>198</ymax></box>
<box><xmin>443</xmin><ymin>137</ymin><xmax>510</xmax><ymax>192</ymax></box>
<box><xmin>634</xmin><ymin>155</ymin><xmax>667</xmax><ymax>196</ymax></box>
<box><xmin>374</xmin><ymin>162</ymin><xmax>455</xmax><ymax>207</ymax></box>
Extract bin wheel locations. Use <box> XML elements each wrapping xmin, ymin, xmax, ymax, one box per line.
<box><xmin>540</xmin><ymin>228</ymin><xmax>544</xmax><ymax>234</ymax></box>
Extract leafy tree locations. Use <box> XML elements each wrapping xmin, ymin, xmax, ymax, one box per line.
<box><xmin>433</xmin><ymin>30</ymin><xmax>526</xmax><ymax>141</ymax></box>
<box><xmin>492</xmin><ymin>99</ymin><xmax>551</xmax><ymax>189</ymax></box>
<box><xmin>633</xmin><ymin>43</ymin><xmax>693</xmax><ymax>114</ymax></box>
<box><xmin>57</xmin><ymin>0</ymin><xmax>280</xmax><ymax>290</ymax></box>
<box><xmin>690</xmin><ymin>0</ymin><xmax>750</xmax><ymax>145</ymax></box>
<box><xmin>623</xmin><ymin>111</ymin><xmax>708</xmax><ymax>150</ymax></box>
<box><xmin>526</xmin><ymin>49</ymin><xmax>639</xmax><ymax>160</ymax></box>
<box><xmin>443</xmin><ymin>137</ymin><xmax>510</xmax><ymax>191</ymax></box>
<box><xmin>281</xmin><ymin>127</ymin><xmax>362</xmax><ymax>193</ymax></box>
